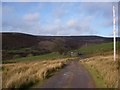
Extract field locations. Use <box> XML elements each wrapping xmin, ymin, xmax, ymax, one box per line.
<box><xmin>79</xmin><ymin>42</ymin><xmax>119</xmax><ymax>88</ymax></box>
<box><xmin>2</xmin><ymin>59</ymin><xmax>67</xmax><ymax>88</ymax></box>
<box><xmin>3</xmin><ymin>53</ymin><xmax>69</xmax><ymax>64</ymax></box>
<box><xmin>77</xmin><ymin>42</ymin><xmax>119</xmax><ymax>56</ymax></box>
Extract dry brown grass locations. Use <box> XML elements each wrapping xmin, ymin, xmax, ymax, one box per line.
<box><xmin>80</xmin><ymin>55</ymin><xmax>118</xmax><ymax>88</ymax></box>
<box><xmin>2</xmin><ymin>59</ymin><xmax>67</xmax><ymax>88</ymax></box>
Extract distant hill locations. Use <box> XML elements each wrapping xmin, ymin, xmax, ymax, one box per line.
<box><xmin>2</xmin><ymin>32</ymin><xmax>114</xmax><ymax>50</ymax></box>
<box><xmin>2</xmin><ymin>32</ymin><xmax>38</xmax><ymax>50</ymax></box>
<box><xmin>2</xmin><ymin>32</ymin><xmax>118</xmax><ymax>60</ymax></box>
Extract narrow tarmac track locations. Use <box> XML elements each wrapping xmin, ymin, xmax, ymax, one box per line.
<box><xmin>39</xmin><ymin>60</ymin><xmax>96</xmax><ymax>88</ymax></box>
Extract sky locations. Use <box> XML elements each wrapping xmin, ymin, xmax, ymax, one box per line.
<box><xmin>1</xmin><ymin>1</ymin><xmax>119</xmax><ymax>37</ymax></box>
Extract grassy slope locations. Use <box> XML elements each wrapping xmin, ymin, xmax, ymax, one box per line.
<box><xmin>78</xmin><ymin>42</ymin><xmax>119</xmax><ymax>56</ymax></box>
<box><xmin>79</xmin><ymin>42</ymin><xmax>119</xmax><ymax>88</ymax></box>
<box><xmin>3</xmin><ymin>53</ymin><xmax>69</xmax><ymax>63</ymax></box>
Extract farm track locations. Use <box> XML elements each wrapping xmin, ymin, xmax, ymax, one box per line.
<box><xmin>38</xmin><ymin>60</ymin><xmax>96</xmax><ymax>88</ymax></box>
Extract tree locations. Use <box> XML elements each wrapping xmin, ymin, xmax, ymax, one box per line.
<box><xmin>52</xmin><ymin>38</ymin><xmax>67</xmax><ymax>55</ymax></box>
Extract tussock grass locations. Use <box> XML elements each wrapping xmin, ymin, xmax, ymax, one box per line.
<box><xmin>2</xmin><ymin>59</ymin><xmax>67</xmax><ymax>88</ymax></box>
<box><xmin>80</xmin><ymin>55</ymin><xmax>118</xmax><ymax>88</ymax></box>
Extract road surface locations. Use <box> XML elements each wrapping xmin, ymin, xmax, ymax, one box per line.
<box><xmin>39</xmin><ymin>60</ymin><xmax>96</xmax><ymax>88</ymax></box>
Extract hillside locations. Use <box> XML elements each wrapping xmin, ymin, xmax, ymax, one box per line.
<box><xmin>1</xmin><ymin>32</ymin><xmax>118</xmax><ymax>60</ymax></box>
<box><xmin>2</xmin><ymin>32</ymin><xmax>38</xmax><ymax>50</ymax></box>
<box><xmin>77</xmin><ymin>42</ymin><xmax>119</xmax><ymax>56</ymax></box>
<box><xmin>2</xmin><ymin>32</ymin><xmax>114</xmax><ymax>50</ymax></box>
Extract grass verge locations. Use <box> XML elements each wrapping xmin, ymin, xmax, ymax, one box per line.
<box><xmin>80</xmin><ymin>55</ymin><xmax>118</xmax><ymax>88</ymax></box>
<box><xmin>2</xmin><ymin>59</ymin><xmax>67</xmax><ymax>89</ymax></box>
<box><xmin>81</xmin><ymin>63</ymin><xmax>106</xmax><ymax>88</ymax></box>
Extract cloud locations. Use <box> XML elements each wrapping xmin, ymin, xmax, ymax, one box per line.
<box><xmin>66</xmin><ymin>19</ymin><xmax>78</xmax><ymax>28</ymax></box>
<box><xmin>3</xmin><ymin>11</ymin><xmax>41</xmax><ymax>34</ymax></box>
<box><xmin>100</xmin><ymin>20</ymin><xmax>113</xmax><ymax>27</ymax></box>
<box><xmin>21</xmin><ymin>13</ymin><xmax>41</xmax><ymax>34</ymax></box>
<box><xmin>53</xmin><ymin>3</ymin><xmax>69</xmax><ymax>18</ymax></box>
<box><xmin>100</xmin><ymin>18</ymin><xmax>118</xmax><ymax>28</ymax></box>
<box><xmin>23</xmin><ymin>13</ymin><xmax>40</xmax><ymax>22</ymax></box>
<box><xmin>52</xmin><ymin>3</ymin><xmax>81</xmax><ymax>18</ymax></box>
<box><xmin>80</xmin><ymin>2</ymin><xmax>113</xmax><ymax>18</ymax></box>
<box><xmin>80</xmin><ymin>2</ymin><xmax>119</xmax><ymax>31</ymax></box>
<box><xmin>42</xmin><ymin>16</ymin><xmax>97</xmax><ymax>36</ymax></box>
<box><xmin>2</xmin><ymin>2</ymin><xmax>116</xmax><ymax>36</ymax></box>
<box><xmin>2</xmin><ymin>5</ymin><xmax>97</xmax><ymax>36</ymax></box>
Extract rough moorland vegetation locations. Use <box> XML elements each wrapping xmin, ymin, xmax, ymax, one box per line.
<box><xmin>2</xmin><ymin>59</ymin><xmax>67</xmax><ymax>88</ymax></box>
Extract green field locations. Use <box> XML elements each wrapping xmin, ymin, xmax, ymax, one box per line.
<box><xmin>77</xmin><ymin>42</ymin><xmax>119</xmax><ymax>56</ymax></box>
<box><xmin>3</xmin><ymin>53</ymin><xmax>69</xmax><ymax>64</ymax></box>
